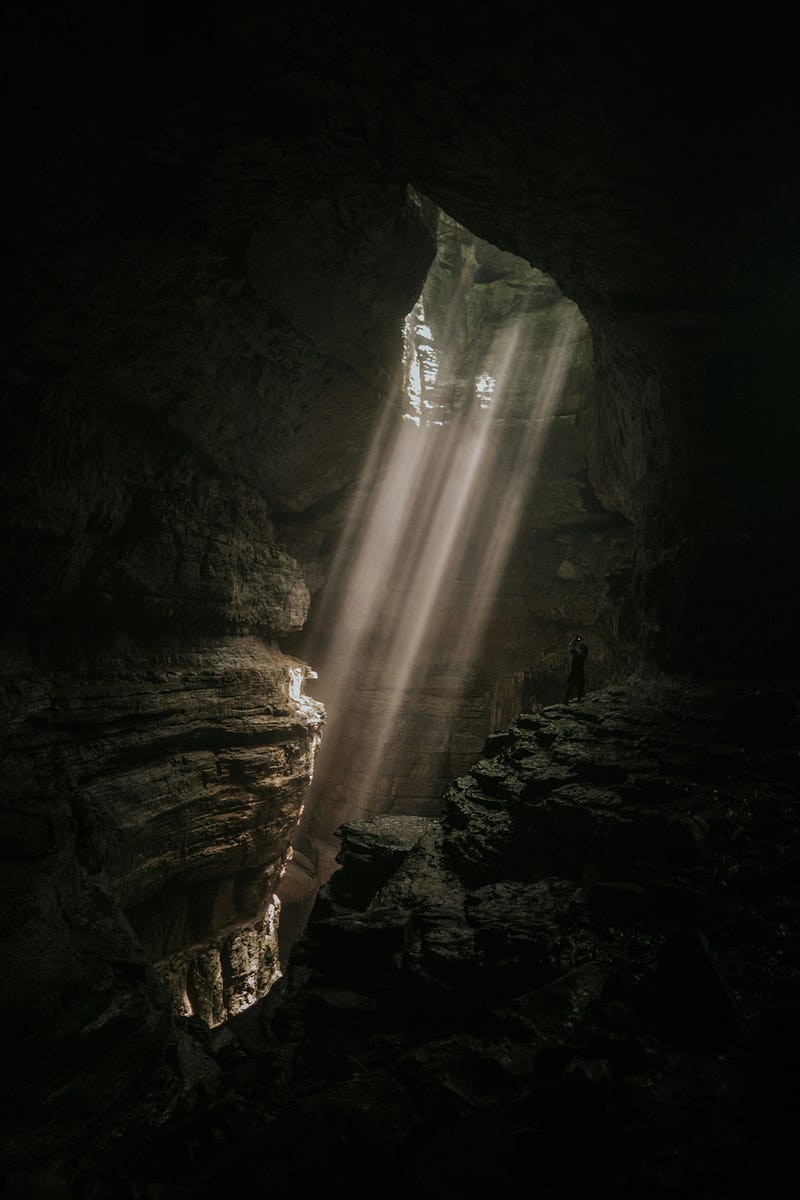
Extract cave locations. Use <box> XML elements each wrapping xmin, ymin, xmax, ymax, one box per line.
<box><xmin>2</xmin><ymin>4</ymin><xmax>798</xmax><ymax>1196</ymax></box>
<box><xmin>276</xmin><ymin>208</ymin><xmax>635</xmax><ymax>955</ymax></box>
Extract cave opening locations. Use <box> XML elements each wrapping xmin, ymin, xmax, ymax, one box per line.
<box><xmin>5</xmin><ymin>7</ymin><xmax>800</xmax><ymax>1191</ymax></box>
<box><xmin>276</xmin><ymin>205</ymin><xmax>620</xmax><ymax>956</ymax></box>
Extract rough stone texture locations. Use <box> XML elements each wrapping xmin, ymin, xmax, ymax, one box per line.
<box><xmin>2</xmin><ymin>0</ymin><xmax>798</xmax><ymax>1186</ymax></box>
<box><xmin>2</xmin><ymin>9</ymin><xmax>436</xmax><ymax>1175</ymax></box>
<box><xmin>279</xmin><ymin>215</ymin><xmax>635</xmax><ymax>939</ymax></box>
<box><xmin>83</xmin><ymin>677</ymin><xmax>800</xmax><ymax>1196</ymax></box>
<box><xmin>0</xmin><ymin>633</ymin><xmax>323</xmax><ymax>1169</ymax></box>
<box><xmin>259</xmin><ymin>0</ymin><xmax>797</xmax><ymax>677</ymax></box>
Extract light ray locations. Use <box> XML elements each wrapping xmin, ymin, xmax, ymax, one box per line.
<box><xmin>299</xmin><ymin>217</ymin><xmax>587</xmax><ymax>845</ymax></box>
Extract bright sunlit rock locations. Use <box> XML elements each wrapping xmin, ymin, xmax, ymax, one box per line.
<box><xmin>301</xmin><ymin>208</ymin><xmax>589</xmax><ymax>824</ymax></box>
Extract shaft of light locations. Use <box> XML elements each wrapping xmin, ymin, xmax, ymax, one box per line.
<box><xmin>302</xmin><ymin>259</ymin><xmax>584</xmax><ymax>828</ymax></box>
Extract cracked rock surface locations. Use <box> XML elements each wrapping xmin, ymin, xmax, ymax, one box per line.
<box><xmin>85</xmin><ymin>675</ymin><xmax>800</xmax><ymax>1197</ymax></box>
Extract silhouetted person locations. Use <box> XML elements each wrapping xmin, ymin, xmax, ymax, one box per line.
<box><xmin>565</xmin><ymin>634</ymin><xmax>588</xmax><ymax>702</ymax></box>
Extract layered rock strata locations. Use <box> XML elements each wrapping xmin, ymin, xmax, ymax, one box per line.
<box><xmin>2</xmin><ymin>3</ymin><xmax>797</xmax><ymax>1186</ymax></box>
<box><xmin>279</xmin><ymin>213</ymin><xmax>635</xmax><ymax>943</ymax></box>
<box><xmin>3</xmin><ymin>14</ymin><xmax>436</xmax><ymax>1171</ymax></box>
<box><xmin>0</xmin><ymin>632</ymin><xmax>322</xmax><ymax>1171</ymax></box>
<box><xmin>89</xmin><ymin>676</ymin><xmax>800</xmax><ymax>1196</ymax></box>
<box><xmin>260</xmin><ymin>0</ymin><xmax>798</xmax><ymax>677</ymax></box>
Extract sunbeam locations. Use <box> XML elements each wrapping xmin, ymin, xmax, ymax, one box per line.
<box><xmin>296</xmin><ymin>211</ymin><xmax>589</xmax><ymax>861</ymax></box>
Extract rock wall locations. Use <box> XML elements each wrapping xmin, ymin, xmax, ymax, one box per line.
<box><xmin>261</xmin><ymin>0</ymin><xmax>798</xmax><ymax>676</ymax></box>
<box><xmin>2</xmin><ymin>8</ymin><xmax>435</xmax><ymax>1173</ymax></box>
<box><xmin>84</xmin><ymin>677</ymin><xmax>800</xmax><ymax>1197</ymax></box>
<box><xmin>0</xmin><ymin>632</ymin><xmax>321</xmax><ymax>1165</ymax></box>
<box><xmin>278</xmin><ymin>213</ymin><xmax>635</xmax><ymax>944</ymax></box>
<box><xmin>2</xmin><ymin>1</ymin><xmax>797</xmax><ymax>1182</ymax></box>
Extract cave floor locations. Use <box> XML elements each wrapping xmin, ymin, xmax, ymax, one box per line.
<box><xmin>81</xmin><ymin>676</ymin><xmax>799</xmax><ymax>1198</ymax></box>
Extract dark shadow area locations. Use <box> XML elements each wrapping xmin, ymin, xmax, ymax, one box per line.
<box><xmin>2</xmin><ymin>3</ymin><xmax>798</xmax><ymax>1194</ymax></box>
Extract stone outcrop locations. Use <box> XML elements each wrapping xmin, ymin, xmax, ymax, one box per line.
<box><xmin>2</xmin><ymin>1</ymin><xmax>798</xmax><ymax>1186</ymax></box>
<box><xmin>278</xmin><ymin>213</ymin><xmax>635</xmax><ymax>943</ymax></box>
<box><xmin>0</xmin><ymin>633</ymin><xmax>322</xmax><ymax>1169</ymax></box>
<box><xmin>86</xmin><ymin>677</ymin><xmax>800</xmax><ymax>1196</ymax></box>
<box><xmin>2</xmin><ymin>8</ymin><xmax>435</xmax><ymax>1174</ymax></box>
<box><xmin>260</xmin><ymin>0</ymin><xmax>797</xmax><ymax>677</ymax></box>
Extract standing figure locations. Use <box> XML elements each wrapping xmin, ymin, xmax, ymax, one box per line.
<box><xmin>565</xmin><ymin>634</ymin><xmax>588</xmax><ymax>702</ymax></box>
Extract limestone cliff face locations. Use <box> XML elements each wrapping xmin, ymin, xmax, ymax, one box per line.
<box><xmin>0</xmin><ymin>633</ymin><xmax>321</xmax><ymax>1164</ymax></box>
<box><xmin>176</xmin><ymin>679</ymin><xmax>798</xmax><ymax>1198</ymax></box>
<box><xmin>260</xmin><ymin>1</ymin><xmax>797</xmax><ymax>677</ymax></box>
<box><xmin>87</xmin><ymin>638</ymin><xmax>322</xmax><ymax>1023</ymax></box>
<box><xmin>3</xmin><ymin>321</ymin><xmax>327</xmax><ymax>1036</ymax></box>
<box><xmin>278</xmin><ymin>214</ymin><xmax>634</xmax><ymax>939</ymax></box>
<box><xmin>2</xmin><ymin>11</ymin><xmax>435</xmax><ymax>1171</ymax></box>
<box><xmin>2</xmin><ymin>2</ymin><xmax>797</xmax><ymax>1181</ymax></box>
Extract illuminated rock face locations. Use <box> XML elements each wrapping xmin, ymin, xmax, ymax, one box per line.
<box><xmin>258</xmin><ymin>4</ymin><xmax>796</xmax><ymax>680</ymax></box>
<box><xmin>2</xmin><ymin>20</ymin><xmax>435</xmax><ymax>1164</ymax></box>
<box><xmin>278</xmin><ymin>213</ymin><xmax>635</xmax><ymax>939</ymax></box>
<box><xmin>102</xmin><ymin>639</ymin><xmax>323</xmax><ymax>1026</ymax></box>
<box><xmin>2</xmin><ymin>2</ymin><xmax>797</xmax><ymax>1179</ymax></box>
<box><xmin>213</xmin><ymin>679</ymin><xmax>800</xmax><ymax>1197</ymax></box>
<box><xmin>1</xmin><ymin>633</ymin><xmax>323</xmax><ymax>990</ymax></box>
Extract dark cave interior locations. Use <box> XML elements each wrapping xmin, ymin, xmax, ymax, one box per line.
<box><xmin>2</xmin><ymin>3</ymin><xmax>799</xmax><ymax>1196</ymax></box>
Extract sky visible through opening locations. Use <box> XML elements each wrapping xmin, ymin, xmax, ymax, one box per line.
<box><xmin>302</xmin><ymin>213</ymin><xmax>585</xmax><ymax>829</ymax></box>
